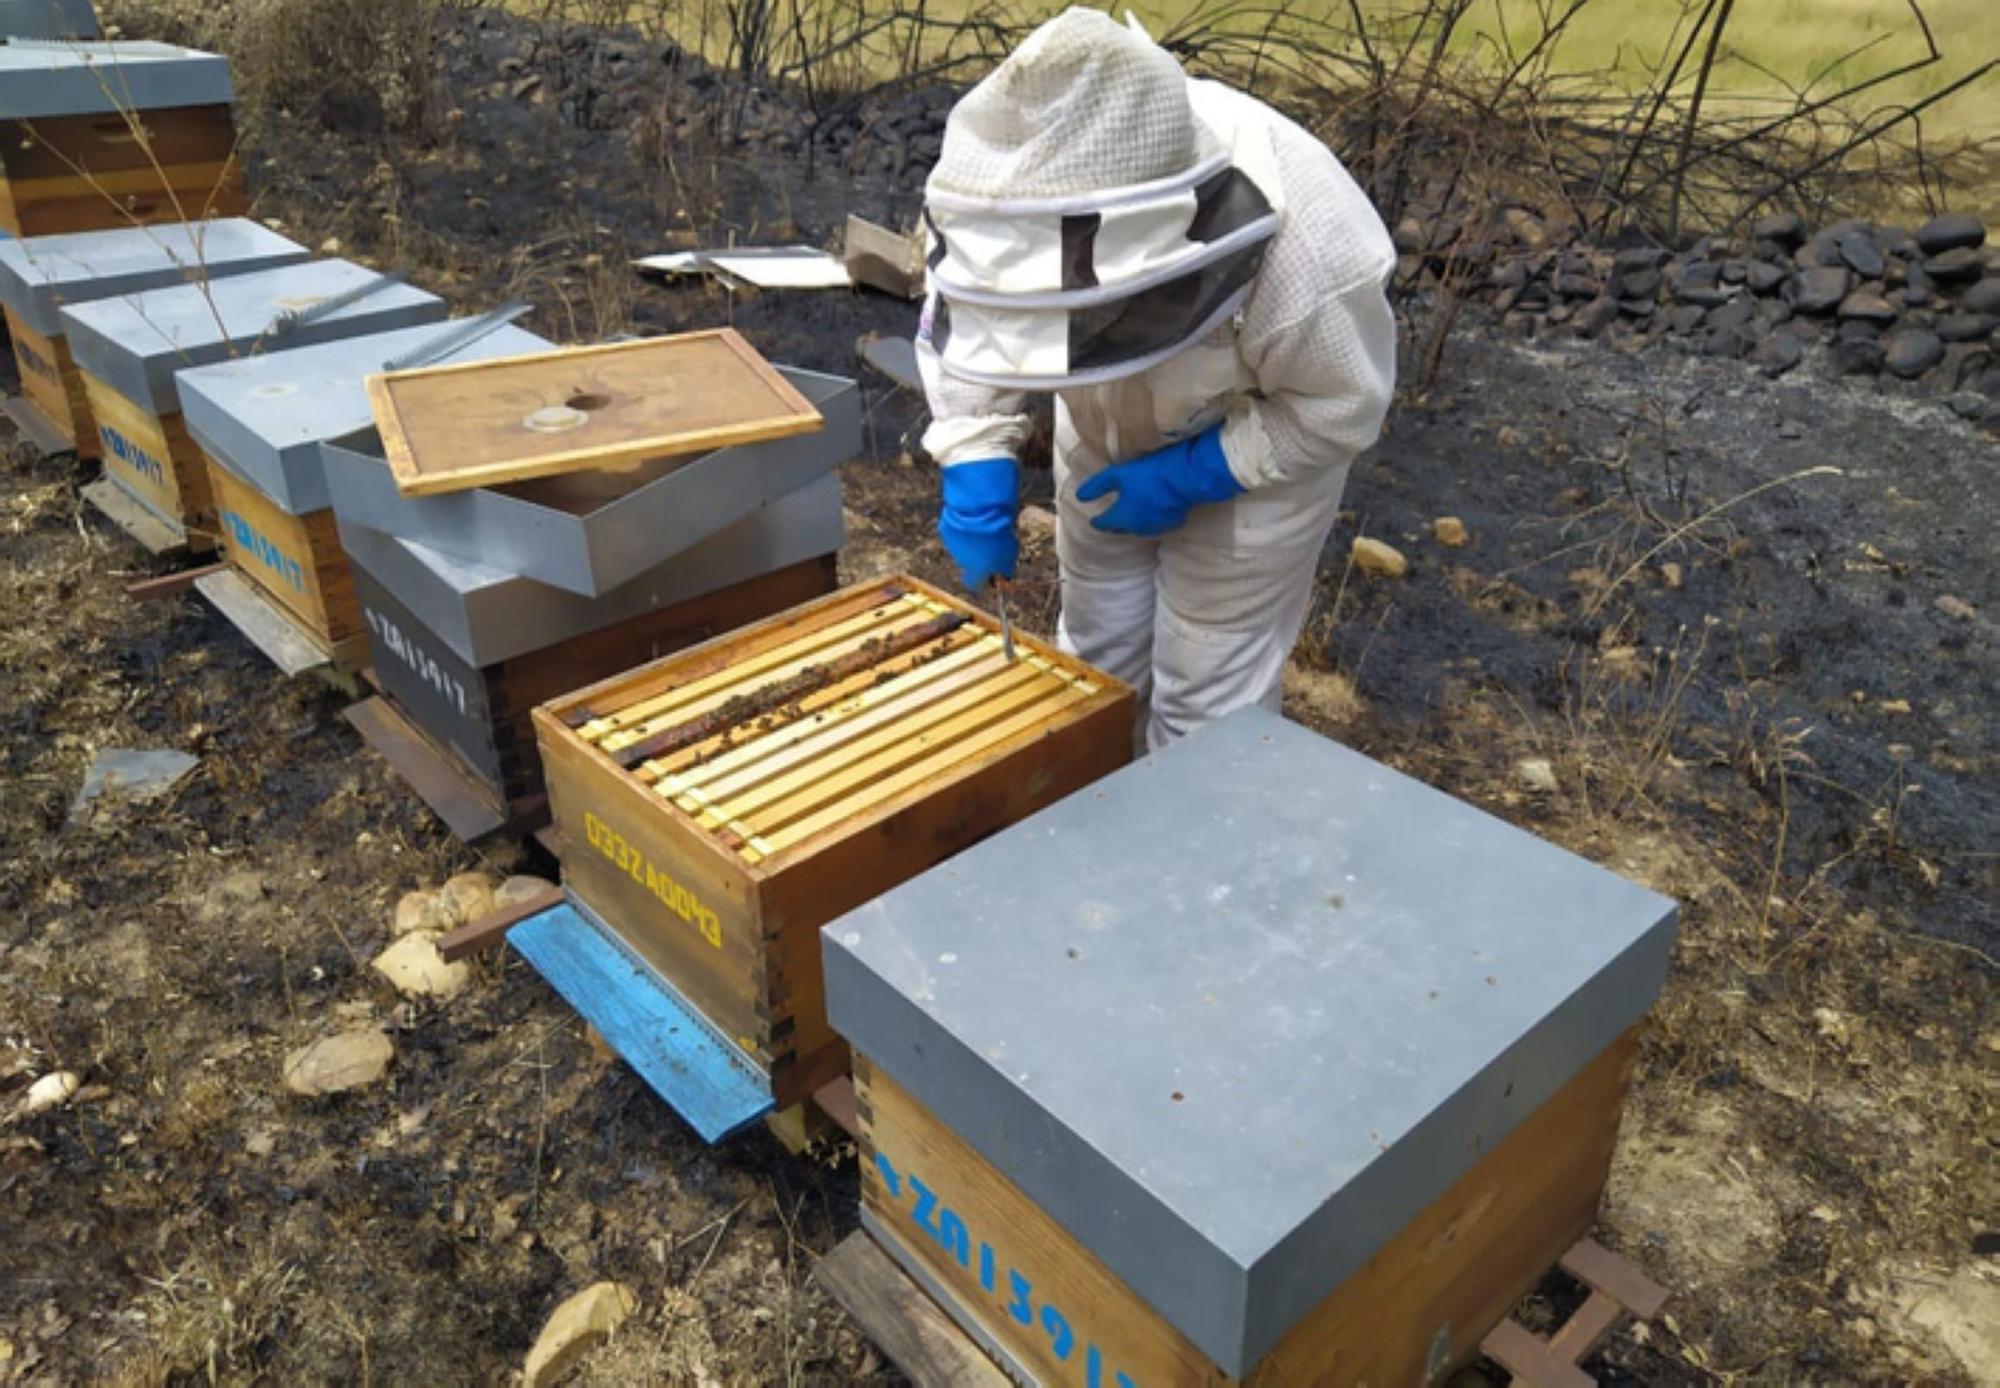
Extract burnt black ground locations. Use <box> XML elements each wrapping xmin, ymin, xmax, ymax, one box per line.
<box><xmin>0</xmin><ymin>4</ymin><xmax>1993</xmax><ymax>1384</ymax></box>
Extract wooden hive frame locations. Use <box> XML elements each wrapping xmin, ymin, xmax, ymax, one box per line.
<box><xmin>850</xmin><ymin>1031</ymin><xmax>1641</xmax><ymax>1388</ymax></box>
<box><xmin>534</xmin><ymin>575</ymin><xmax>1136</xmax><ymax>1109</ymax></box>
<box><xmin>0</xmin><ymin>105</ymin><xmax>247</xmax><ymax>237</ymax></box>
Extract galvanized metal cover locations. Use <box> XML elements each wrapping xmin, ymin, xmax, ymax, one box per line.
<box><xmin>0</xmin><ymin>39</ymin><xmax>231</xmax><ymax>119</ymax></box>
<box><xmin>336</xmin><ymin>470</ymin><xmax>844</xmax><ymax>667</ymax></box>
<box><xmin>179</xmin><ymin>321</ymin><xmax>552</xmax><ymax>514</ymax></box>
<box><xmin>0</xmin><ymin>218</ymin><xmax>306</xmax><ymax>337</ymax></box>
<box><xmin>0</xmin><ymin>2</ymin><xmax>101</xmax><ymax>41</ymax></box>
<box><xmin>317</xmin><ymin>366</ymin><xmax>859</xmax><ymax>597</ymax></box>
<box><xmin>56</xmin><ymin>259</ymin><xmax>446</xmax><ymax>414</ymax></box>
<box><xmin>822</xmin><ymin>708</ymin><xmax>1678</xmax><ymax>1378</ymax></box>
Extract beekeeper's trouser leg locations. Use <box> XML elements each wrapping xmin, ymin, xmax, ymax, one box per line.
<box><xmin>1054</xmin><ymin>446</ymin><xmax>1349</xmax><ymax>752</ymax></box>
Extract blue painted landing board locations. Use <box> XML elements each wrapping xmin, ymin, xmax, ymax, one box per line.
<box><xmin>508</xmin><ymin>901</ymin><xmax>774</xmax><ymax>1143</ymax></box>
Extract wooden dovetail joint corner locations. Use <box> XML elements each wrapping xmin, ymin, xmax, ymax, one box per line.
<box><xmin>1479</xmin><ymin>1238</ymin><xmax>1671</xmax><ymax>1387</ymax></box>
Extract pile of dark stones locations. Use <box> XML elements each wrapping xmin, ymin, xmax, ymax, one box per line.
<box><xmin>1460</xmin><ymin>210</ymin><xmax>1999</xmax><ymax>421</ymax></box>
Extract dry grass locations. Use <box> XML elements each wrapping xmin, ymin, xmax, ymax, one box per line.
<box><xmin>106</xmin><ymin>1245</ymin><xmax>307</xmax><ymax>1387</ymax></box>
<box><xmin>102</xmin><ymin>0</ymin><xmax>446</xmax><ymax>136</ymax></box>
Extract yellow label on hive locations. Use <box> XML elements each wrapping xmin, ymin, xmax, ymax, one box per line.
<box><xmin>581</xmin><ymin>810</ymin><xmax>722</xmax><ymax>948</ymax></box>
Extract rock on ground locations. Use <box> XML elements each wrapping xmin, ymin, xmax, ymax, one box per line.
<box><xmin>1834</xmin><ymin>228</ymin><xmax>1884</xmax><ymax>279</ymax></box>
<box><xmin>1914</xmin><ymin>211</ymin><xmax>1986</xmax><ymax>255</ymax></box>
<box><xmin>1884</xmin><ymin>329</ymin><xmax>1945</xmax><ymax>381</ymax></box>
<box><xmin>394</xmin><ymin>889</ymin><xmax>453</xmax><ymax>937</ymax></box>
<box><xmin>1018</xmin><ymin>503</ymin><xmax>1058</xmax><ymax>539</ymax></box>
<box><xmin>494</xmin><ymin>875</ymin><xmax>559</xmax><ymax>910</ymax></box>
<box><xmin>1753</xmin><ymin>333</ymin><xmax>1806</xmax><ymax>378</ymax></box>
<box><xmin>1745</xmin><ymin>260</ymin><xmax>1788</xmax><ymax>294</ymax></box>
<box><xmin>1923</xmin><ymin>247</ymin><xmax>1983</xmax><ymax>281</ymax></box>
<box><xmin>1836</xmin><ymin>291</ymin><xmax>1896</xmax><ymax>325</ymax></box>
<box><xmin>372</xmin><ymin>933</ymin><xmax>472</xmax><ymax>1000</ymax></box>
<box><xmin>1884</xmin><ymin>1264</ymin><xmax>2000</xmax><ymax>1381</ymax></box>
<box><xmin>1934</xmin><ymin>313</ymin><xmax>1996</xmax><ymax>344</ymax></box>
<box><xmin>1433</xmin><ymin>516</ymin><xmax>1471</xmax><ymax>547</ymax></box>
<box><xmin>23</xmin><ymin>1072</ymin><xmax>80</xmax><ymax>1114</ymax></box>
<box><xmin>69</xmin><ymin>748</ymin><xmax>199</xmax><ymax>821</ymax></box>
<box><xmin>1351</xmin><ymin>536</ymin><xmax>1409</xmax><ymax>579</ymax></box>
<box><xmin>439</xmin><ymin>871</ymin><xmax>499</xmax><ymax>925</ymax></box>
<box><xmin>1753</xmin><ymin>211</ymin><xmax>1806</xmax><ymax>246</ymax></box>
<box><xmin>1515</xmin><ymin>758</ymin><xmax>1560</xmax><ymax>794</ymax></box>
<box><xmin>1571</xmin><ymin>295</ymin><xmax>1618</xmax><ymax>336</ymax></box>
<box><xmin>1790</xmin><ymin>266</ymin><xmax>1851</xmax><ymax>314</ymax></box>
<box><xmin>524</xmin><ymin>1282</ymin><xmax>638</xmax><ymax>1388</ymax></box>
<box><xmin>282</xmin><ymin>1029</ymin><xmax>393</xmax><ymax>1097</ymax></box>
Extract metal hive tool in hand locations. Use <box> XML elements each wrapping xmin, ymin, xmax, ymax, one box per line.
<box><xmin>366</xmin><ymin>328</ymin><xmax>825</xmax><ymax>497</ymax></box>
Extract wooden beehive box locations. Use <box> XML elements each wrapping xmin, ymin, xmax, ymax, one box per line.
<box><xmin>534</xmin><ymin>575</ymin><xmax>1136</xmax><ymax>1110</ymax></box>
<box><xmin>822</xmin><ymin>709</ymin><xmax>1680</xmax><ymax>1385</ymax></box>
<box><xmin>204</xmin><ymin>454</ymin><xmax>368</xmax><ymax>664</ymax></box>
<box><xmin>0</xmin><ymin>41</ymin><xmax>245</xmax><ymax>237</ymax></box>
<box><xmin>345</xmin><ymin>477</ymin><xmax>846</xmax><ymax>839</ymax></box>
<box><xmin>179</xmin><ymin>320</ymin><xmax>559</xmax><ymax>667</ymax></box>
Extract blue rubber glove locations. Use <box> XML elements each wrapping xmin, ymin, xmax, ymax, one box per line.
<box><xmin>939</xmin><ymin>457</ymin><xmax>1019</xmax><ymax>591</ymax></box>
<box><xmin>1074</xmin><ymin>424</ymin><xmax>1243</xmax><ymax>536</ymax></box>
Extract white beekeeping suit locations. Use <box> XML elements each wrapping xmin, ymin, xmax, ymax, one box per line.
<box><xmin>917</xmin><ymin>7</ymin><xmax>1398</xmax><ymax>750</ymax></box>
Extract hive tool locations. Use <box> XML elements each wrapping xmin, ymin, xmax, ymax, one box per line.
<box><xmin>992</xmin><ymin>580</ymin><xmax>1017</xmax><ymax>663</ymax></box>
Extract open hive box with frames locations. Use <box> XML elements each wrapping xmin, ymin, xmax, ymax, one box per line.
<box><xmin>532</xmin><ymin>575</ymin><xmax>1136</xmax><ymax>1120</ymax></box>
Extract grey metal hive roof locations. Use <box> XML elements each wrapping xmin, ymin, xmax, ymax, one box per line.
<box><xmin>0</xmin><ymin>39</ymin><xmax>231</xmax><ymax>119</ymax></box>
<box><xmin>0</xmin><ymin>2</ymin><xmax>102</xmax><ymax>41</ymax></box>
<box><xmin>56</xmin><ymin>258</ymin><xmax>445</xmax><ymax>413</ymax></box>
<box><xmin>0</xmin><ymin>219</ymin><xmax>305</xmax><ymax>337</ymax></box>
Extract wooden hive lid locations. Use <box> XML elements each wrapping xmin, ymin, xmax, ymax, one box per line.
<box><xmin>366</xmin><ymin>328</ymin><xmax>824</xmax><ymax>497</ymax></box>
<box><xmin>558</xmin><ymin>577</ymin><xmax>1121</xmax><ymax>868</ymax></box>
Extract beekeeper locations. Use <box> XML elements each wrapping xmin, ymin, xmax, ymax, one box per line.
<box><xmin>917</xmin><ymin>7</ymin><xmax>1398</xmax><ymax>749</ymax></box>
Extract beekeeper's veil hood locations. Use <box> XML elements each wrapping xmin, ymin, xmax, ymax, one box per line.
<box><xmin>921</xmin><ymin>7</ymin><xmax>1282</xmax><ymax>390</ymax></box>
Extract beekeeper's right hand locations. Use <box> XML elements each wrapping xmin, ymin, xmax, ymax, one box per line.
<box><xmin>938</xmin><ymin>457</ymin><xmax>1019</xmax><ymax>592</ymax></box>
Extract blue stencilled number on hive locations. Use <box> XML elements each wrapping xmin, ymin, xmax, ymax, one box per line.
<box><xmin>99</xmin><ymin>424</ymin><xmax>166</xmax><ymax>487</ymax></box>
<box><xmin>872</xmin><ymin>1149</ymin><xmax>1139</xmax><ymax>1387</ymax></box>
<box><xmin>219</xmin><ymin>506</ymin><xmax>306</xmax><ymax>591</ymax></box>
